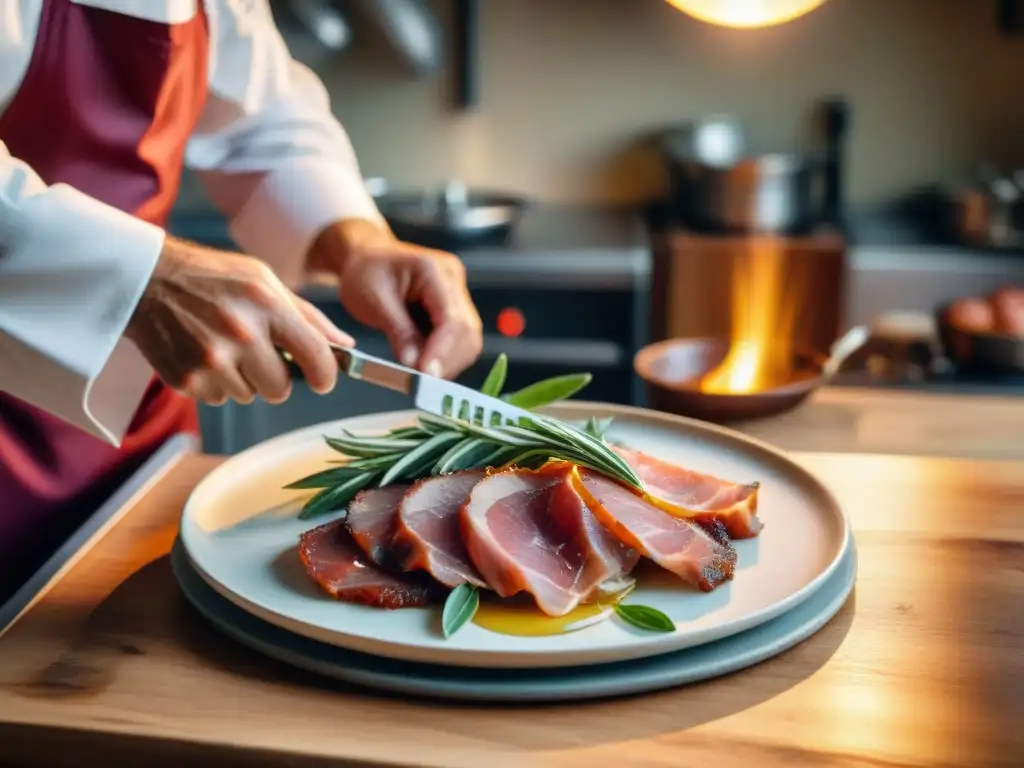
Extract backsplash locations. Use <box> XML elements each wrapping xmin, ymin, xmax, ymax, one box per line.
<box><xmin>183</xmin><ymin>0</ymin><xmax>1024</xmax><ymax>209</ymax></box>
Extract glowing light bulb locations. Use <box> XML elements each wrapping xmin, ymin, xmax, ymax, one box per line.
<box><xmin>665</xmin><ymin>0</ymin><xmax>827</xmax><ymax>29</ymax></box>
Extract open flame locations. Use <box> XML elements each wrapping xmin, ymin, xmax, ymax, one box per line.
<box><xmin>700</xmin><ymin>238</ymin><xmax>803</xmax><ymax>394</ymax></box>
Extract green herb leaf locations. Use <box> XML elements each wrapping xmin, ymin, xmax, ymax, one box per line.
<box><xmin>503</xmin><ymin>373</ymin><xmax>592</xmax><ymax>410</ymax></box>
<box><xmin>297</xmin><ymin>471</ymin><xmax>378</xmax><ymax>519</ymax></box>
<box><xmin>480</xmin><ymin>354</ymin><xmax>508</xmax><ymax>397</ymax></box>
<box><xmin>325</xmin><ymin>435</ymin><xmax>418</xmax><ymax>458</ymax></box>
<box><xmin>433</xmin><ymin>437</ymin><xmax>493</xmax><ymax>474</ymax></box>
<box><xmin>614</xmin><ymin>604</ymin><xmax>675</xmax><ymax>633</ymax></box>
<box><xmin>378</xmin><ymin>431</ymin><xmax>464</xmax><ymax>486</ymax></box>
<box><xmin>584</xmin><ymin>416</ymin><xmax>615</xmax><ymax>440</ymax></box>
<box><xmin>284</xmin><ymin>466</ymin><xmax>361</xmax><ymax>490</ymax></box>
<box><xmin>441</xmin><ymin>583</ymin><xmax>480</xmax><ymax>638</ymax></box>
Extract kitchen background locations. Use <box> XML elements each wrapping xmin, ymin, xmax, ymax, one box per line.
<box><xmin>174</xmin><ymin>0</ymin><xmax>1024</xmax><ymax>453</ymax></box>
<box><xmin>179</xmin><ymin>0</ymin><xmax>1024</xmax><ymax>209</ymax></box>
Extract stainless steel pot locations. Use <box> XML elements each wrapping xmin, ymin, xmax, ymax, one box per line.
<box><xmin>663</xmin><ymin>117</ymin><xmax>824</xmax><ymax>234</ymax></box>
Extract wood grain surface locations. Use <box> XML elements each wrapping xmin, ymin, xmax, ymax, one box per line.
<box><xmin>738</xmin><ymin>387</ymin><xmax>1024</xmax><ymax>462</ymax></box>
<box><xmin>0</xmin><ymin>450</ymin><xmax>1021</xmax><ymax>768</ymax></box>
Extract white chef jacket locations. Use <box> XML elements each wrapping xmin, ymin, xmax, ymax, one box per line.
<box><xmin>0</xmin><ymin>0</ymin><xmax>382</xmax><ymax>447</ymax></box>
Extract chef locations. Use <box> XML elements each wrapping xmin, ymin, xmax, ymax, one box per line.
<box><xmin>0</xmin><ymin>0</ymin><xmax>482</xmax><ymax>601</ymax></box>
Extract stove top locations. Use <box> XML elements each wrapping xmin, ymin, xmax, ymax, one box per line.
<box><xmin>388</xmin><ymin>204</ymin><xmax>650</xmax><ymax>257</ymax></box>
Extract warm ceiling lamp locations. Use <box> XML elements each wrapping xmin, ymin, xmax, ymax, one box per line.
<box><xmin>665</xmin><ymin>0</ymin><xmax>827</xmax><ymax>29</ymax></box>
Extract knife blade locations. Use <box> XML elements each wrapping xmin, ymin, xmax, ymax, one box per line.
<box><xmin>289</xmin><ymin>345</ymin><xmax>536</xmax><ymax>427</ymax></box>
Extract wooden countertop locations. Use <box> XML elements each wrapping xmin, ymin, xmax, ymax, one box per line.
<box><xmin>1</xmin><ymin>446</ymin><xmax>1021</xmax><ymax>767</ymax></box>
<box><xmin>735</xmin><ymin>386</ymin><xmax>1024</xmax><ymax>461</ymax></box>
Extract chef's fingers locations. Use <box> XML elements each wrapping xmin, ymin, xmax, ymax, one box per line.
<box><xmin>238</xmin><ymin>336</ymin><xmax>293</xmax><ymax>405</ymax></box>
<box><xmin>181</xmin><ymin>372</ymin><xmax>228</xmax><ymax>406</ymax></box>
<box><xmin>268</xmin><ymin>304</ymin><xmax>337</xmax><ymax>396</ymax></box>
<box><xmin>292</xmin><ymin>297</ymin><xmax>355</xmax><ymax>348</ymax></box>
<box><xmin>361</xmin><ymin>274</ymin><xmax>423</xmax><ymax>368</ymax></box>
<box><xmin>214</xmin><ymin>364</ymin><xmax>256</xmax><ymax>405</ymax></box>
<box><xmin>415</xmin><ymin>255</ymin><xmax>482</xmax><ymax>378</ymax></box>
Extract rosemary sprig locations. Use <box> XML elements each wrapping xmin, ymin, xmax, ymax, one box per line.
<box><xmin>286</xmin><ymin>354</ymin><xmax>640</xmax><ymax>518</ymax></box>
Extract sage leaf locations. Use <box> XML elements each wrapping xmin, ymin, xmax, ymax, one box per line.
<box><xmin>442</xmin><ymin>583</ymin><xmax>479</xmax><ymax>638</ymax></box>
<box><xmin>480</xmin><ymin>354</ymin><xmax>508</xmax><ymax>397</ymax></box>
<box><xmin>503</xmin><ymin>373</ymin><xmax>592</xmax><ymax>410</ymax></box>
<box><xmin>298</xmin><ymin>471</ymin><xmax>377</xmax><ymax>519</ymax></box>
<box><xmin>614</xmin><ymin>604</ymin><xmax>676</xmax><ymax>633</ymax></box>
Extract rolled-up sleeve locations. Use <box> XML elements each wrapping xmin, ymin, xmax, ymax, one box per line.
<box><xmin>187</xmin><ymin>0</ymin><xmax>382</xmax><ymax>280</ymax></box>
<box><xmin>0</xmin><ymin>143</ymin><xmax>163</xmax><ymax>446</ymax></box>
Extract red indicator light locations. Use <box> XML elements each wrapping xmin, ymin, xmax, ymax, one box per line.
<box><xmin>496</xmin><ymin>307</ymin><xmax>526</xmax><ymax>338</ymax></box>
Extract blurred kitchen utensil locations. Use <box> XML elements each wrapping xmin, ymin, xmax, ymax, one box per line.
<box><xmin>662</xmin><ymin>99</ymin><xmax>849</xmax><ymax>235</ymax></box>
<box><xmin>357</xmin><ymin>0</ymin><xmax>443</xmax><ymax>75</ymax></box>
<box><xmin>936</xmin><ymin>301</ymin><xmax>1024</xmax><ymax>375</ymax></box>
<box><xmin>663</xmin><ymin>118</ymin><xmax>816</xmax><ymax>233</ymax></box>
<box><xmin>453</xmin><ymin>0</ymin><xmax>479</xmax><ymax>109</ymax></box>
<box><xmin>634</xmin><ymin>326</ymin><xmax>868</xmax><ymax>422</ymax></box>
<box><xmin>367</xmin><ymin>178</ymin><xmax>528</xmax><ymax>244</ymax></box>
<box><xmin>933</xmin><ymin>164</ymin><xmax>1024</xmax><ymax>248</ymax></box>
<box><xmin>287</xmin><ymin>0</ymin><xmax>351</xmax><ymax>50</ymax></box>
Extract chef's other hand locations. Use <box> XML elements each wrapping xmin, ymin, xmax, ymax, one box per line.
<box><xmin>125</xmin><ymin>238</ymin><xmax>353</xmax><ymax>406</ymax></box>
<box><xmin>310</xmin><ymin>219</ymin><xmax>483</xmax><ymax>379</ymax></box>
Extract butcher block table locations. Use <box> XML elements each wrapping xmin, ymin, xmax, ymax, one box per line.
<box><xmin>1</xmin><ymin>401</ymin><xmax>1022</xmax><ymax>767</ymax></box>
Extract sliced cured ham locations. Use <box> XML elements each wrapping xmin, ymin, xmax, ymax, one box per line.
<box><xmin>344</xmin><ymin>485</ymin><xmax>409</xmax><ymax>568</ymax></box>
<box><xmin>299</xmin><ymin>518</ymin><xmax>443</xmax><ymax>609</ymax></box>
<box><xmin>460</xmin><ymin>466</ymin><xmax>638</xmax><ymax>617</ymax></box>
<box><xmin>573</xmin><ymin>468</ymin><xmax>737</xmax><ymax>591</ymax></box>
<box><xmin>391</xmin><ymin>471</ymin><xmax>488</xmax><ymax>589</ymax></box>
<box><xmin>613</xmin><ymin>445</ymin><xmax>763</xmax><ymax>539</ymax></box>
<box><xmin>547</xmin><ymin>474</ymin><xmax>640</xmax><ymax>593</ymax></box>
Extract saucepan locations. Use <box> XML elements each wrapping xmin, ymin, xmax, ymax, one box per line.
<box><xmin>634</xmin><ymin>326</ymin><xmax>869</xmax><ymax>423</ymax></box>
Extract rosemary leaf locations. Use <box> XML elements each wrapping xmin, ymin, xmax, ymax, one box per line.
<box><xmin>378</xmin><ymin>432</ymin><xmax>463</xmax><ymax>487</ymax></box>
<box><xmin>474</xmin><ymin>444</ymin><xmax>524</xmax><ymax>469</ymax></box>
<box><xmin>298</xmin><ymin>471</ymin><xmax>378</xmax><ymax>519</ymax></box>
<box><xmin>284</xmin><ymin>466</ymin><xmax>360</xmax><ymax>490</ymax></box>
<box><xmin>480</xmin><ymin>354</ymin><xmax>508</xmax><ymax>397</ymax></box>
<box><xmin>503</xmin><ymin>373</ymin><xmax>592</xmax><ymax>410</ymax></box>
<box><xmin>342</xmin><ymin>454</ymin><xmax>406</xmax><ymax>472</ymax></box>
<box><xmin>433</xmin><ymin>437</ymin><xmax>493</xmax><ymax>474</ymax></box>
<box><xmin>584</xmin><ymin>416</ymin><xmax>615</xmax><ymax>440</ymax></box>
<box><xmin>325</xmin><ymin>435</ymin><xmax>419</xmax><ymax>458</ymax></box>
<box><xmin>387</xmin><ymin>426</ymin><xmax>431</xmax><ymax>440</ymax></box>
<box><xmin>442</xmin><ymin>584</ymin><xmax>479</xmax><ymax>638</ymax></box>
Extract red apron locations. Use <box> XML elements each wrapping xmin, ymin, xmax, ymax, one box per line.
<box><xmin>0</xmin><ymin>0</ymin><xmax>207</xmax><ymax>598</ymax></box>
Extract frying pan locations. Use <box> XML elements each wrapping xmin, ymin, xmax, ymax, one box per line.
<box><xmin>634</xmin><ymin>326</ymin><xmax>869</xmax><ymax>423</ymax></box>
<box><xmin>935</xmin><ymin>303</ymin><xmax>1024</xmax><ymax>375</ymax></box>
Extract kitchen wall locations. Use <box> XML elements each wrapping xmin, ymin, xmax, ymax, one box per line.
<box><xmin>276</xmin><ymin>0</ymin><xmax>1024</xmax><ymax>208</ymax></box>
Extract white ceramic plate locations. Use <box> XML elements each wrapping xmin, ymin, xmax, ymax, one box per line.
<box><xmin>172</xmin><ymin>539</ymin><xmax>857</xmax><ymax>702</ymax></box>
<box><xmin>180</xmin><ymin>402</ymin><xmax>849</xmax><ymax>669</ymax></box>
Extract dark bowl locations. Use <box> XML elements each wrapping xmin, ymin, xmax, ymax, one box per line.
<box><xmin>934</xmin><ymin>303</ymin><xmax>1024</xmax><ymax>376</ymax></box>
<box><xmin>634</xmin><ymin>337</ymin><xmax>825</xmax><ymax>423</ymax></box>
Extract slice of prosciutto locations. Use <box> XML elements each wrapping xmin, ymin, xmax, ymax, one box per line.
<box><xmin>460</xmin><ymin>466</ymin><xmax>638</xmax><ymax>617</ymax></box>
<box><xmin>298</xmin><ymin>518</ymin><xmax>443</xmax><ymax>609</ymax></box>
<box><xmin>344</xmin><ymin>484</ymin><xmax>410</xmax><ymax>568</ymax></box>
<box><xmin>391</xmin><ymin>471</ymin><xmax>489</xmax><ymax>589</ymax></box>
<box><xmin>574</xmin><ymin>468</ymin><xmax>737</xmax><ymax>591</ymax></box>
<box><xmin>613</xmin><ymin>445</ymin><xmax>763</xmax><ymax>539</ymax></box>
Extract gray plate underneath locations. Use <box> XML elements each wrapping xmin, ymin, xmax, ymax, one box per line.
<box><xmin>171</xmin><ymin>540</ymin><xmax>856</xmax><ymax>703</ymax></box>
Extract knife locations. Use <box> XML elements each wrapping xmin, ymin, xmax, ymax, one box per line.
<box><xmin>285</xmin><ymin>345</ymin><xmax>535</xmax><ymax>427</ymax></box>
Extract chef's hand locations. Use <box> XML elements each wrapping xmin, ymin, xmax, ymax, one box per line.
<box><xmin>309</xmin><ymin>219</ymin><xmax>483</xmax><ymax>379</ymax></box>
<box><xmin>125</xmin><ymin>237</ymin><xmax>353</xmax><ymax>406</ymax></box>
